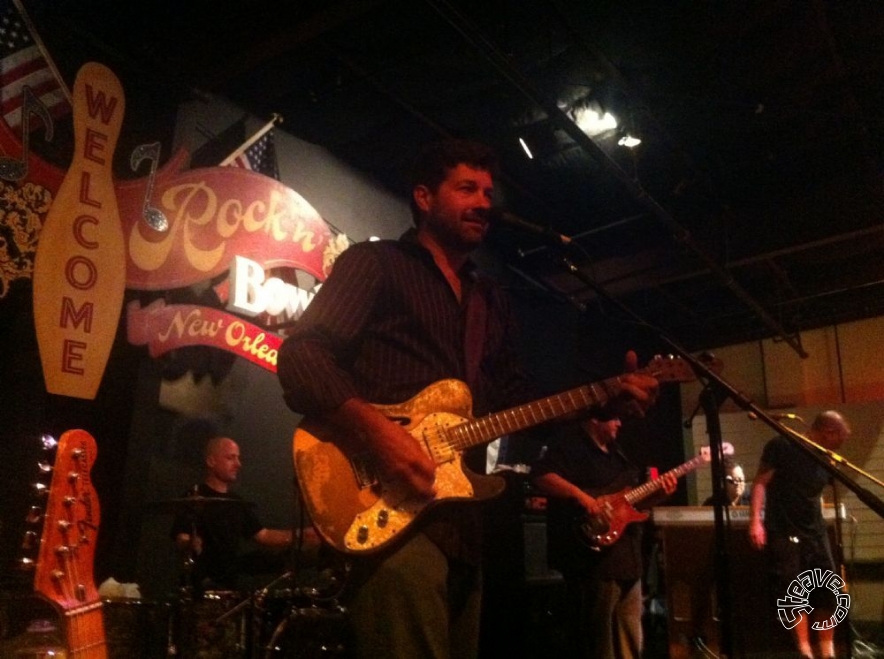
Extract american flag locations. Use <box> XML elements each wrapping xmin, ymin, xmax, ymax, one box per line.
<box><xmin>0</xmin><ymin>0</ymin><xmax>71</xmax><ymax>130</ymax></box>
<box><xmin>229</xmin><ymin>129</ymin><xmax>280</xmax><ymax>180</ymax></box>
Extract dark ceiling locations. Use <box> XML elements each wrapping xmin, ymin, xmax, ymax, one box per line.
<box><xmin>29</xmin><ymin>0</ymin><xmax>884</xmax><ymax>356</ymax></box>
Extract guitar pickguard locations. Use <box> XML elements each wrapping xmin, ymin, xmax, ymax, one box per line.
<box><xmin>344</xmin><ymin>453</ymin><xmax>475</xmax><ymax>551</ymax></box>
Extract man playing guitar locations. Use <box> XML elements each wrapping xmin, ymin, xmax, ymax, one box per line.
<box><xmin>532</xmin><ymin>413</ymin><xmax>677</xmax><ymax>659</ymax></box>
<box><xmin>277</xmin><ymin>137</ymin><xmax>660</xmax><ymax>659</ymax></box>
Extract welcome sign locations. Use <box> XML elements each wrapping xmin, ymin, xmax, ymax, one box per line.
<box><xmin>15</xmin><ymin>61</ymin><xmax>341</xmax><ymax>399</ymax></box>
<box><xmin>32</xmin><ymin>62</ymin><xmax>126</xmax><ymax>399</ymax></box>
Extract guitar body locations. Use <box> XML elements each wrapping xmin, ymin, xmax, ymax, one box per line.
<box><xmin>294</xmin><ymin>379</ymin><xmax>504</xmax><ymax>554</ymax></box>
<box><xmin>578</xmin><ymin>488</ymin><xmax>650</xmax><ymax>548</ymax></box>
<box><xmin>574</xmin><ymin>443</ymin><xmax>730</xmax><ymax>548</ymax></box>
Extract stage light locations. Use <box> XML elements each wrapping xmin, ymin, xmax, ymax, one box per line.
<box><xmin>618</xmin><ymin>134</ymin><xmax>642</xmax><ymax>148</ymax></box>
<box><xmin>518</xmin><ymin>137</ymin><xmax>534</xmax><ymax>159</ymax></box>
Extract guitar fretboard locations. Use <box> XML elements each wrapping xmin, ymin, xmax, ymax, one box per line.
<box><xmin>447</xmin><ymin>377</ymin><xmax>622</xmax><ymax>451</ymax></box>
<box><xmin>624</xmin><ymin>453</ymin><xmax>708</xmax><ymax>506</ymax></box>
<box><xmin>65</xmin><ymin>603</ymin><xmax>107</xmax><ymax>658</ymax></box>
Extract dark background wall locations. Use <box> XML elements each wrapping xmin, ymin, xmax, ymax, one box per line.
<box><xmin>0</xmin><ymin>96</ymin><xmax>686</xmax><ymax>604</ymax></box>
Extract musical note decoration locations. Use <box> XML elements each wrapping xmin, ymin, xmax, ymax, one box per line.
<box><xmin>0</xmin><ymin>85</ymin><xmax>54</xmax><ymax>181</ymax></box>
<box><xmin>129</xmin><ymin>141</ymin><xmax>169</xmax><ymax>231</ymax></box>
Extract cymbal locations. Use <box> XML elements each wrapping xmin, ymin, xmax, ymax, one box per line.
<box><xmin>145</xmin><ymin>496</ymin><xmax>255</xmax><ymax>514</ymax></box>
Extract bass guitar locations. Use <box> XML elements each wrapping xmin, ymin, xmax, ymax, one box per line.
<box><xmin>32</xmin><ymin>429</ymin><xmax>107</xmax><ymax>658</ymax></box>
<box><xmin>575</xmin><ymin>442</ymin><xmax>734</xmax><ymax>548</ymax></box>
<box><xmin>293</xmin><ymin>355</ymin><xmax>700</xmax><ymax>554</ymax></box>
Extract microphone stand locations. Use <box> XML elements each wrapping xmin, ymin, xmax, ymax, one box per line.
<box><xmin>518</xmin><ymin>243</ymin><xmax>884</xmax><ymax>658</ymax></box>
<box><xmin>524</xmin><ymin>245</ymin><xmax>884</xmax><ymax>517</ymax></box>
<box><xmin>698</xmin><ymin>378</ymin><xmax>739</xmax><ymax>658</ymax></box>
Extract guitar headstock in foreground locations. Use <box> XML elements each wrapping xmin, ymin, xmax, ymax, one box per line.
<box><xmin>33</xmin><ymin>429</ymin><xmax>102</xmax><ymax>614</ymax></box>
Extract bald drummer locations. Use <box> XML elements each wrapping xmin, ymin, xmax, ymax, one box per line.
<box><xmin>171</xmin><ymin>436</ymin><xmax>299</xmax><ymax>593</ymax></box>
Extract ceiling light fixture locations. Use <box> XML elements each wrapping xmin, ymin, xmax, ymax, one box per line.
<box><xmin>573</xmin><ymin>105</ymin><xmax>618</xmax><ymax>136</ymax></box>
<box><xmin>518</xmin><ymin>137</ymin><xmax>534</xmax><ymax>159</ymax></box>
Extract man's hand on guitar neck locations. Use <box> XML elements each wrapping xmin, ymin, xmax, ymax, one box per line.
<box><xmin>610</xmin><ymin>350</ymin><xmax>659</xmax><ymax>418</ymax></box>
<box><xmin>335</xmin><ymin>397</ymin><xmax>437</xmax><ymax>499</ymax></box>
<box><xmin>658</xmin><ymin>472</ymin><xmax>678</xmax><ymax>496</ymax></box>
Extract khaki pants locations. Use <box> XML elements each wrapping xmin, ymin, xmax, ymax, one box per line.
<box><xmin>566</xmin><ymin>576</ymin><xmax>643</xmax><ymax>659</ymax></box>
<box><xmin>347</xmin><ymin>532</ymin><xmax>483</xmax><ymax>659</ymax></box>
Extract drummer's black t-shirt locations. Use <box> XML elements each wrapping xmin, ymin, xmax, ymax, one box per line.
<box><xmin>170</xmin><ymin>483</ymin><xmax>264</xmax><ymax>591</ymax></box>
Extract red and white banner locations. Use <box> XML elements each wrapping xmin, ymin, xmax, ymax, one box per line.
<box><xmin>127</xmin><ymin>300</ymin><xmax>283</xmax><ymax>372</ymax></box>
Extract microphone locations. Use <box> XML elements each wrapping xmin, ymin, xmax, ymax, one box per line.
<box><xmin>486</xmin><ymin>208</ymin><xmax>572</xmax><ymax>245</ymax></box>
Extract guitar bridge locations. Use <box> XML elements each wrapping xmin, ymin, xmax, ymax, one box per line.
<box><xmin>350</xmin><ymin>453</ymin><xmax>379</xmax><ymax>489</ymax></box>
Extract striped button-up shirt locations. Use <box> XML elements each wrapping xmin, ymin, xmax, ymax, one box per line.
<box><xmin>277</xmin><ymin>230</ymin><xmax>535</xmax><ymax>562</ymax></box>
<box><xmin>277</xmin><ymin>230</ymin><xmax>534</xmax><ymax>418</ymax></box>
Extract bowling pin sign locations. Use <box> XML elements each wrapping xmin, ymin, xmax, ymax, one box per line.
<box><xmin>33</xmin><ymin>62</ymin><xmax>126</xmax><ymax>399</ymax></box>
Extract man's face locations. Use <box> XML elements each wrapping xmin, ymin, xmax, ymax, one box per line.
<box><xmin>819</xmin><ymin>422</ymin><xmax>850</xmax><ymax>451</ymax></box>
<box><xmin>207</xmin><ymin>439</ymin><xmax>241</xmax><ymax>484</ymax></box>
<box><xmin>589</xmin><ymin>417</ymin><xmax>622</xmax><ymax>446</ymax></box>
<box><xmin>414</xmin><ymin>164</ymin><xmax>494</xmax><ymax>251</ymax></box>
<box><xmin>725</xmin><ymin>465</ymin><xmax>745</xmax><ymax>503</ymax></box>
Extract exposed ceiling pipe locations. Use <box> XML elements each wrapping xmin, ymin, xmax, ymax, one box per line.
<box><xmin>424</xmin><ymin>0</ymin><xmax>808</xmax><ymax>358</ymax></box>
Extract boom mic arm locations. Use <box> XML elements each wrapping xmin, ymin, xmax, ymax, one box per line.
<box><xmin>486</xmin><ymin>208</ymin><xmax>572</xmax><ymax>245</ymax></box>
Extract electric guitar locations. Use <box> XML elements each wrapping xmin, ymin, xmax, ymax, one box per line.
<box><xmin>575</xmin><ymin>442</ymin><xmax>734</xmax><ymax>548</ymax></box>
<box><xmin>32</xmin><ymin>429</ymin><xmax>107</xmax><ymax>658</ymax></box>
<box><xmin>293</xmin><ymin>355</ymin><xmax>701</xmax><ymax>554</ymax></box>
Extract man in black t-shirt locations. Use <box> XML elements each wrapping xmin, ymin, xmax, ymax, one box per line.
<box><xmin>171</xmin><ymin>436</ymin><xmax>294</xmax><ymax>592</ymax></box>
<box><xmin>532</xmin><ymin>415</ymin><xmax>676</xmax><ymax>659</ymax></box>
<box><xmin>749</xmin><ymin>410</ymin><xmax>851</xmax><ymax>659</ymax></box>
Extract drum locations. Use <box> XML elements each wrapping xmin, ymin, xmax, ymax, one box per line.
<box><xmin>259</xmin><ymin>597</ymin><xmax>348</xmax><ymax>658</ymax></box>
<box><xmin>102</xmin><ymin>598</ymin><xmax>172</xmax><ymax>659</ymax></box>
<box><xmin>179</xmin><ymin>590</ymin><xmax>252</xmax><ymax>659</ymax></box>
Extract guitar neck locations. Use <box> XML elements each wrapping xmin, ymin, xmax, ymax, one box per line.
<box><xmin>447</xmin><ymin>377</ymin><xmax>622</xmax><ymax>451</ymax></box>
<box><xmin>32</xmin><ymin>429</ymin><xmax>107</xmax><ymax>658</ymax></box>
<box><xmin>623</xmin><ymin>453</ymin><xmax>707</xmax><ymax>507</ymax></box>
<box><xmin>65</xmin><ymin>603</ymin><xmax>107</xmax><ymax>658</ymax></box>
<box><xmin>443</xmin><ymin>356</ymin><xmax>698</xmax><ymax>453</ymax></box>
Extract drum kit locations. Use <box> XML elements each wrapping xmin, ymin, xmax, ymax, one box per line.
<box><xmin>102</xmin><ymin>495</ymin><xmax>349</xmax><ymax>659</ymax></box>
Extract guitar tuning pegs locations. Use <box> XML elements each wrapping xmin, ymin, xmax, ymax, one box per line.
<box><xmin>37</xmin><ymin>460</ymin><xmax>53</xmax><ymax>474</ymax></box>
<box><xmin>32</xmin><ymin>482</ymin><xmax>49</xmax><ymax>498</ymax></box>
<box><xmin>22</xmin><ymin>530</ymin><xmax>39</xmax><ymax>551</ymax></box>
<box><xmin>18</xmin><ymin>557</ymin><xmax>36</xmax><ymax>571</ymax></box>
<box><xmin>41</xmin><ymin>433</ymin><xmax>58</xmax><ymax>452</ymax></box>
<box><xmin>25</xmin><ymin>505</ymin><xmax>43</xmax><ymax>524</ymax></box>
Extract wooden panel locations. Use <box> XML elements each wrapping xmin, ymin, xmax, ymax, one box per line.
<box><xmin>838</xmin><ymin>317</ymin><xmax>884</xmax><ymax>403</ymax></box>
<box><xmin>679</xmin><ymin>342</ymin><xmax>766</xmax><ymax>415</ymax></box>
<box><xmin>655</xmin><ymin>509</ymin><xmax>847</xmax><ymax>658</ymax></box>
<box><xmin>763</xmin><ymin>328</ymin><xmax>841</xmax><ymax>408</ymax></box>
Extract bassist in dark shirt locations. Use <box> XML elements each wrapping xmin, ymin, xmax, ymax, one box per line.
<box><xmin>532</xmin><ymin>414</ymin><xmax>676</xmax><ymax>659</ymax></box>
